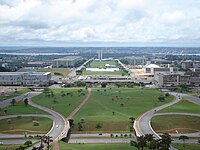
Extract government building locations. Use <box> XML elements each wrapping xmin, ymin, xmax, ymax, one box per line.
<box><xmin>0</xmin><ymin>72</ymin><xmax>51</xmax><ymax>86</ymax></box>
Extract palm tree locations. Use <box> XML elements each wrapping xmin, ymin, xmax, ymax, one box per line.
<box><xmin>137</xmin><ymin>135</ymin><xmax>147</xmax><ymax>150</ymax></box>
<box><xmin>10</xmin><ymin>98</ymin><xmax>16</xmax><ymax>106</ymax></box>
<box><xmin>129</xmin><ymin>117</ymin><xmax>135</xmax><ymax>123</ymax></box>
<box><xmin>144</xmin><ymin>134</ymin><xmax>155</xmax><ymax>150</ymax></box>
<box><xmin>24</xmin><ymin>98</ymin><xmax>29</xmax><ymax>106</ymax></box>
<box><xmin>160</xmin><ymin>133</ymin><xmax>173</xmax><ymax>150</ymax></box>
<box><xmin>179</xmin><ymin>135</ymin><xmax>189</xmax><ymax>147</ymax></box>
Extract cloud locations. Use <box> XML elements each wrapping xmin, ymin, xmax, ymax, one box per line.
<box><xmin>0</xmin><ymin>0</ymin><xmax>200</xmax><ymax>46</ymax></box>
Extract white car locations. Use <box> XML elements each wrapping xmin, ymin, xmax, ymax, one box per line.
<box><xmin>56</xmin><ymin>125</ymin><xmax>59</xmax><ymax>128</ymax></box>
<box><xmin>0</xmin><ymin>141</ymin><xmax>3</xmax><ymax>145</ymax></box>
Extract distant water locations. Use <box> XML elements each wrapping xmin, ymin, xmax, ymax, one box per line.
<box><xmin>0</xmin><ymin>52</ymin><xmax>79</xmax><ymax>56</ymax></box>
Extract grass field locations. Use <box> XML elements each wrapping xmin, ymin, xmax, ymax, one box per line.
<box><xmin>88</xmin><ymin>61</ymin><xmax>116</xmax><ymax>68</ymax></box>
<box><xmin>58</xmin><ymin>142</ymin><xmax>145</xmax><ymax>150</ymax></box>
<box><xmin>72</xmin><ymin>88</ymin><xmax>173</xmax><ymax>133</ymax></box>
<box><xmin>37</xmin><ymin>68</ymin><xmax>71</xmax><ymax>76</ymax></box>
<box><xmin>32</xmin><ymin>88</ymin><xmax>87</xmax><ymax>117</ymax></box>
<box><xmin>151</xmin><ymin>115</ymin><xmax>200</xmax><ymax>133</ymax></box>
<box><xmin>0</xmin><ymin>88</ymin><xmax>31</xmax><ymax>102</ymax></box>
<box><xmin>172</xmin><ymin>143</ymin><xmax>200</xmax><ymax>150</ymax></box>
<box><xmin>158</xmin><ymin>99</ymin><xmax>200</xmax><ymax>114</ymax></box>
<box><xmin>0</xmin><ymin>145</ymin><xmax>21</xmax><ymax>150</ymax></box>
<box><xmin>84</xmin><ymin>61</ymin><xmax>128</xmax><ymax>76</ymax></box>
<box><xmin>0</xmin><ymin>116</ymin><xmax>52</xmax><ymax>134</ymax></box>
<box><xmin>83</xmin><ymin>70</ymin><xmax>128</xmax><ymax>76</ymax></box>
<box><xmin>0</xmin><ymin>101</ymin><xmax>47</xmax><ymax>116</ymax></box>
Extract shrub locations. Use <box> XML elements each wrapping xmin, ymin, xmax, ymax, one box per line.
<box><xmin>32</xmin><ymin>121</ymin><xmax>39</xmax><ymax>126</ymax></box>
<box><xmin>24</xmin><ymin>140</ymin><xmax>32</xmax><ymax>147</ymax></box>
<box><xmin>95</xmin><ymin>123</ymin><xmax>102</xmax><ymax>129</ymax></box>
<box><xmin>7</xmin><ymin>119</ymin><xmax>12</xmax><ymax>124</ymax></box>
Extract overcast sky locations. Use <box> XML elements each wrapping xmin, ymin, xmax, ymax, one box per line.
<box><xmin>0</xmin><ymin>0</ymin><xmax>200</xmax><ymax>47</ymax></box>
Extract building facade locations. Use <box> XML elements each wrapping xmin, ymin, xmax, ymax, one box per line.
<box><xmin>52</xmin><ymin>56</ymin><xmax>81</xmax><ymax>68</ymax></box>
<box><xmin>0</xmin><ymin>72</ymin><xmax>51</xmax><ymax>86</ymax></box>
<box><xmin>154</xmin><ymin>72</ymin><xmax>200</xmax><ymax>87</ymax></box>
<box><xmin>125</xmin><ymin>56</ymin><xmax>147</xmax><ymax>66</ymax></box>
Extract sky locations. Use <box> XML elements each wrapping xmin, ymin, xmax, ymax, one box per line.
<box><xmin>0</xmin><ymin>0</ymin><xmax>200</xmax><ymax>47</ymax></box>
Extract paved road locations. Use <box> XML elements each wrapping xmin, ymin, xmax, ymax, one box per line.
<box><xmin>134</xmin><ymin>93</ymin><xmax>181</xmax><ymax>139</ymax></box>
<box><xmin>68</xmin><ymin>138</ymin><xmax>133</xmax><ymax>144</ymax></box>
<box><xmin>28</xmin><ymin>100</ymin><xmax>69</xmax><ymax>141</ymax></box>
<box><xmin>134</xmin><ymin>92</ymin><xmax>200</xmax><ymax>149</ymax></box>
<box><xmin>0</xmin><ymin>91</ymin><xmax>41</xmax><ymax>108</ymax></box>
<box><xmin>0</xmin><ymin>114</ymin><xmax>54</xmax><ymax>145</ymax></box>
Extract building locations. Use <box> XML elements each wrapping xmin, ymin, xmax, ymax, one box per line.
<box><xmin>181</xmin><ymin>61</ymin><xmax>193</xmax><ymax>69</ymax></box>
<box><xmin>52</xmin><ymin>56</ymin><xmax>81</xmax><ymax>68</ymax></box>
<box><xmin>154</xmin><ymin>72</ymin><xmax>200</xmax><ymax>87</ymax></box>
<box><xmin>143</xmin><ymin>64</ymin><xmax>177</xmax><ymax>75</ymax></box>
<box><xmin>0</xmin><ymin>72</ymin><xmax>51</xmax><ymax>86</ymax></box>
<box><xmin>124</xmin><ymin>56</ymin><xmax>147</xmax><ymax>66</ymax></box>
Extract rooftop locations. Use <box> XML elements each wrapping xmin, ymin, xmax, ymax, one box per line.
<box><xmin>53</xmin><ymin>56</ymin><xmax>81</xmax><ymax>61</ymax></box>
<box><xmin>0</xmin><ymin>72</ymin><xmax>51</xmax><ymax>75</ymax></box>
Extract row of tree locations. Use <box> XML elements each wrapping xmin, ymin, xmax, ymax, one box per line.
<box><xmin>131</xmin><ymin>133</ymin><xmax>173</xmax><ymax>150</ymax></box>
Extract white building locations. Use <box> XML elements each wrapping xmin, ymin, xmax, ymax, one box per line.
<box><xmin>0</xmin><ymin>72</ymin><xmax>51</xmax><ymax>86</ymax></box>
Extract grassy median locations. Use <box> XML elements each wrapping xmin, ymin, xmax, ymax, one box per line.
<box><xmin>151</xmin><ymin>115</ymin><xmax>200</xmax><ymax>134</ymax></box>
<box><xmin>72</xmin><ymin>88</ymin><xmax>173</xmax><ymax>133</ymax></box>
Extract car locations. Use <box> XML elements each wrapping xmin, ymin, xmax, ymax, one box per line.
<box><xmin>0</xmin><ymin>141</ymin><xmax>3</xmax><ymax>145</ymax></box>
<box><xmin>56</xmin><ymin>125</ymin><xmax>59</xmax><ymax>128</ymax></box>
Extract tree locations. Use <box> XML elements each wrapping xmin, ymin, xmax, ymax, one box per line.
<box><xmin>137</xmin><ymin>135</ymin><xmax>147</xmax><ymax>150</ymax></box>
<box><xmin>78</xmin><ymin>122</ymin><xmax>83</xmax><ymax>131</ymax></box>
<box><xmin>24</xmin><ymin>140</ymin><xmax>32</xmax><ymax>147</ymax></box>
<box><xmin>101</xmin><ymin>82</ymin><xmax>107</xmax><ymax>88</ymax></box>
<box><xmin>10</xmin><ymin>98</ymin><xmax>16</xmax><ymax>106</ymax></box>
<box><xmin>24</xmin><ymin>98</ymin><xmax>29</xmax><ymax>106</ymax></box>
<box><xmin>179</xmin><ymin>135</ymin><xmax>189</xmax><ymax>147</ymax></box>
<box><xmin>95</xmin><ymin>123</ymin><xmax>102</xmax><ymax>129</ymax></box>
<box><xmin>130</xmin><ymin>140</ymin><xmax>139</xmax><ymax>150</ymax></box>
<box><xmin>158</xmin><ymin>95</ymin><xmax>165</xmax><ymax>102</ymax></box>
<box><xmin>129</xmin><ymin>117</ymin><xmax>135</xmax><ymax>123</ymax></box>
<box><xmin>112</xmin><ymin>111</ymin><xmax>115</xmax><ymax>115</ymax></box>
<box><xmin>159</xmin><ymin>133</ymin><xmax>173</xmax><ymax>150</ymax></box>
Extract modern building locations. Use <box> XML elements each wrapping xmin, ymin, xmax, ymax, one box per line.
<box><xmin>154</xmin><ymin>72</ymin><xmax>200</xmax><ymax>87</ymax></box>
<box><xmin>181</xmin><ymin>61</ymin><xmax>193</xmax><ymax>69</ymax></box>
<box><xmin>52</xmin><ymin>56</ymin><xmax>81</xmax><ymax>68</ymax></box>
<box><xmin>143</xmin><ymin>64</ymin><xmax>177</xmax><ymax>75</ymax></box>
<box><xmin>124</xmin><ymin>56</ymin><xmax>147</xmax><ymax>66</ymax></box>
<box><xmin>0</xmin><ymin>72</ymin><xmax>51</xmax><ymax>86</ymax></box>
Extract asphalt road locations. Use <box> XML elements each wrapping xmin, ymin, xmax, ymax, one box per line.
<box><xmin>134</xmin><ymin>92</ymin><xmax>200</xmax><ymax>149</ymax></box>
<box><xmin>0</xmin><ymin>91</ymin><xmax>41</xmax><ymax>108</ymax></box>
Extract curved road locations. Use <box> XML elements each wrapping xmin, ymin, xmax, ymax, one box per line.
<box><xmin>134</xmin><ymin>92</ymin><xmax>200</xmax><ymax>148</ymax></box>
<box><xmin>0</xmin><ymin>114</ymin><xmax>54</xmax><ymax>145</ymax></box>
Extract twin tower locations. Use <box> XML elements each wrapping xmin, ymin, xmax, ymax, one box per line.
<box><xmin>98</xmin><ymin>50</ymin><xmax>103</xmax><ymax>61</ymax></box>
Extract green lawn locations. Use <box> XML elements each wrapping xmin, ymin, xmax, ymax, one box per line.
<box><xmin>0</xmin><ymin>145</ymin><xmax>22</xmax><ymax>150</ymax></box>
<box><xmin>0</xmin><ymin>116</ymin><xmax>53</xmax><ymax>134</ymax></box>
<box><xmin>37</xmin><ymin>68</ymin><xmax>71</xmax><ymax>76</ymax></box>
<box><xmin>151</xmin><ymin>115</ymin><xmax>200</xmax><ymax>133</ymax></box>
<box><xmin>0</xmin><ymin>101</ymin><xmax>47</xmax><ymax>116</ymax></box>
<box><xmin>0</xmin><ymin>88</ymin><xmax>31</xmax><ymax>102</ymax></box>
<box><xmin>158</xmin><ymin>99</ymin><xmax>200</xmax><ymax>114</ymax></box>
<box><xmin>72</xmin><ymin>88</ymin><xmax>173</xmax><ymax>133</ymax></box>
<box><xmin>84</xmin><ymin>60</ymin><xmax>128</xmax><ymax>76</ymax></box>
<box><xmin>58</xmin><ymin>142</ymin><xmax>143</xmax><ymax>150</ymax></box>
<box><xmin>32</xmin><ymin>88</ymin><xmax>87</xmax><ymax>117</ymax></box>
<box><xmin>83</xmin><ymin>70</ymin><xmax>128</xmax><ymax>76</ymax></box>
<box><xmin>172</xmin><ymin>143</ymin><xmax>200</xmax><ymax>150</ymax></box>
<box><xmin>88</xmin><ymin>61</ymin><xmax>116</xmax><ymax>68</ymax></box>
